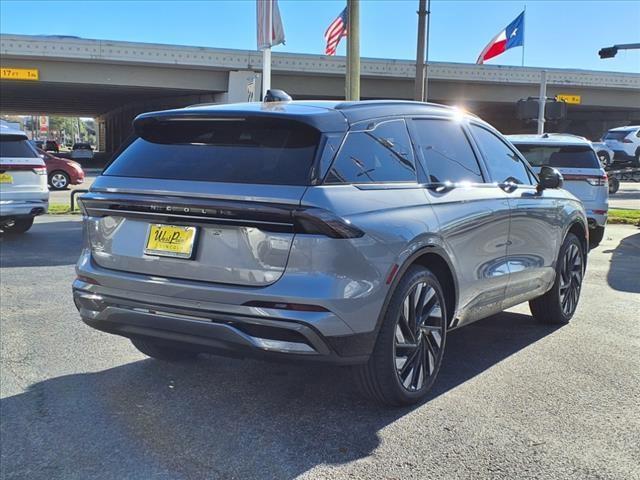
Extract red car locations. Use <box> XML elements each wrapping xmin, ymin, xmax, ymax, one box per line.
<box><xmin>37</xmin><ymin>148</ymin><xmax>85</xmax><ymax>190</ymax></box>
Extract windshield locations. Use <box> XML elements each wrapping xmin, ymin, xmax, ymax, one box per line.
<box><xmin>512</xmin><ymin>144</ymin><xmax>600</xmax><ymax>169</ymax></box>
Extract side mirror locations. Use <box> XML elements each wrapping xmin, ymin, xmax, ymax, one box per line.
<box><xmin>537</xmin><ymin>166</ymin><xmax>564</xmax><ymax>191</ymax></box>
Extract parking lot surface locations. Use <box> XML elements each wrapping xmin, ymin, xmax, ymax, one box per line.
<box><xmin>1</xmin><ymin>217</ymin><xmax>639</xmax><ymax>480</ymax></box>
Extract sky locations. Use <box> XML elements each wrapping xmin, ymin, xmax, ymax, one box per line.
<box><xmin>0</xmin><ymin>0</ymin><xmax>639</xmax><ymax>73</ymax></box>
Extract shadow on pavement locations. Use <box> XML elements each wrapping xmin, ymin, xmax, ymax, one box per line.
<box><xmin>604</xmin><ymin>231</ymin><xmax>640</xmax><ymax>293</ymax></box>
<box><xmin>0</xmin><ymin>311</ymin><xmax>560</xmax><ymax>480</ymax></box>
<box><xmin>0</xmin><ymin>220</ymin><xmax>82</xmax><ymax>268</ymax></box>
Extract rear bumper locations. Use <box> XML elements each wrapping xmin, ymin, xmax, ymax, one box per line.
<box><xmin>0</xmin><ymin>199</ymin><xmax>48</xmax><ymax>218</ymax></box>
<box><xmin>72</xmin><ymin>276</ymin><xmax>373</xmax><ymax>365</ymax></box>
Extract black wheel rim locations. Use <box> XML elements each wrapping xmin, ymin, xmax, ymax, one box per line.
<box><xmin>394</xmin><ymin>282</ymin><xmax>444</xmax><ymax>392</ymax></box>
<box><xmin>559</xmin><ymin>243</ymin><xmax>583</xmax><ymax>316</ymax></box>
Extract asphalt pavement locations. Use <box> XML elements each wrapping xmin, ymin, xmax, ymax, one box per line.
<box><xmin>1</xmin><ymin>217</ymin><xmax>639</xmax><ymax>480</ymax></box>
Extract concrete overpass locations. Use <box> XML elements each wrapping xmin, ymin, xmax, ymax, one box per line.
<box><xmin>2</xmin><ymin>33</ymin><xmax>639</xmax><ymax>153</ymax></box>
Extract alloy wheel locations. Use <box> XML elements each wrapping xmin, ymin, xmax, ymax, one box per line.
<box><xmin>393</xmin><ymin>282</ymin><xmax>444</xmax><ymax>392</ymax></box>
<box><xmin>50</xmin><ymin>173</ymin><xmax>68</xmax><ymax>189</ymax></box>
<box><xmin>559</xmin><ymin>243</ymin><xmax>583</xmax><ymax>316</ymax></box>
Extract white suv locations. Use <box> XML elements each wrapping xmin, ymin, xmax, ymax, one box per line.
<box><xmin>508</xmin><ymin>133</ymin><xmax>609</xmax><ymax>248</ymax></box>
<box><xmin>603</xmin><ymin>125</ymin><xmax>640</xmax><ymax>166</ymax></box>
<box><xmin>0</xmin><ymin>124</ymin><xmax>49</xmax><ymax>234</ymax></box>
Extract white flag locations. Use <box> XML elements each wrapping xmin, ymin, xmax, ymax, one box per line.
<box><xmin>257</xmin><ymin>0</ymin><xmax>285</xmax><ymax>50</ymax></box>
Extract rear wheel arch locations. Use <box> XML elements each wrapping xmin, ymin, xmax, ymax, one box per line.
<box><xmin>376</xmin><ymin>246</ymin><xmax>458</xmax><ymax>336</ymax></box>
<box><xmin>567</xmin><ymin>220</ymin><xmax>588</xmax><ymax>256</ymax></box>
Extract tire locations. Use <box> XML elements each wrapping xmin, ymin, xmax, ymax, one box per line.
<box><xmin>608</xmin><ymin>177</ymin><xmax>620</xmax><ymax>195</ymax></box>
<box><xmin>530</xmin><ymin>233</ymin><xmax>585</xmax><ymax>325</ymax></box>
<box><xmin>49</xmin><ymin>171</ymin><xmax>70</xmax><ymax>190</ymax></box>
<box><xmin>589</xmin><ymin>226</ymin><xmax>605</xmax><ymax>250</ymax></box>
<box><xmin>635</xmin><ymin>149</ymin><xmax>640</xmax><ymax>167</ymax></box>
<box><xmin>2</xmin><ymin>217</ymin><xmax>34</xmax><ymax>234</ymax></box>
<box><xmin>355</xmin><ymin>265</ymin><xmax>447</xmax><ymax>406</ymax></box>
<box><xmin>130</xmin><ymin>338</ymin><xmax>199</xmax><ymax>362</ymax></box>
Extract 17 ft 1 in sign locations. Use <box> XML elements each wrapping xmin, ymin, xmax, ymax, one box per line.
<box><xmin>0</xmin><ymin>68</ymin><xmax>39</xmax><ymax>81</ymax></box>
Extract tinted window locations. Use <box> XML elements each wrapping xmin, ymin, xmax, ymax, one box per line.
<box><xmin>325</xmin><ymin>120</ymin><xmax>416</xmax><ymax>184</ymax></box>
<box><xmin>73</xmin><ymin>143</ymin><xmax>91</xmax><ymax>150</ymax></box>
<box><xmin>105</xmin><ymin>118</ymin><xmax>320</xmax><ymax>185</ymax></box>
<box><xmin>0</xmin><ymin>136</ymin><xmax>38</xmax><ymax>158</ymax></box>
<box><xmin>604</xmin><ymin>130</ymin><xmax>632</xmax><ymax>140</ymax></box>
<box><xmin>411</xmin><ymin>119</ymin><xmax>483</xmax><ymax>183</ymax></box>
<box><xmin>471</xmin><ymin>125</ymin><xmax>533</xmax><ymax>185</ymax></box>
<box><xmin>514</xmin><ymin>145</ymin><xmax>600</xmax><ymax>169</ymax></box>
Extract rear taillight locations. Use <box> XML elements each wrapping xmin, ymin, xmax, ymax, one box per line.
<box><xmin>563</xmin><ymin>174</ymin><xmax>607</xmax><ymax>186</ymax></box>
<box><xmin>33</xmin><ymin>166</ymin><xmax>47</xmax><ymax>175</ymax></box>
<box><xmin>585</xmin><ymin>176</ymin><xmax>607</xmax><ymax>187</ymax></box>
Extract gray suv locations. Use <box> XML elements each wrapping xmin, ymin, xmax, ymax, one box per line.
<box><xmin>73</xmin><ymin>98</ymin><xmax>588</xmax><ymax>406</ymax></box>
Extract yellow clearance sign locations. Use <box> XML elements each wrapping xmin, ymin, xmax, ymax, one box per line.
<box><xmin>557</xmin><ymin>94</ymin><xmax>581</xmax><ymax>105</ymax></box>
<box><xmin>0</xmin><ymin>68</ymin><xmax>39</xmax><ymax>81</ymax></box>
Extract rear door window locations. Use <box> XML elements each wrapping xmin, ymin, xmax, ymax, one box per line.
<box><xmin>513</xmin><ymin>145</ymin><xmax>600</xmax><ymax>169</ymax></box>
<box><xmin>324</xmin><ymin>119</ymin><xmax>416</xmax><ymax>184</ymax></box>
<box><xmin>410</xmin><ymin>119</ymin><xmax>484</xmax><ymax>184</ymax></box>
<box><xmin>104</xmin><ymin>118</ymin><xmax>321</xmax><ymax>186</ymax></box>
<box><xmin>604</xmin><ymin>130</ymin><xmax>632</xmax><ymax>141</ymax></box>
<box><xmin>470</xmin><ymin>125</ymin><xmax>534</xmax><ymax>185</ymax></box>
<box><xmin>0</xmin><ymin>136</ymin><xmax>38</xmax><ymax>158</ymax></box>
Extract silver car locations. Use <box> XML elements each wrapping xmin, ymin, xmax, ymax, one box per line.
<box><xmin>73</xmin><ymin>98</ymin><xmax>589</xmax><ymax>406</ymax></box>
<box><xmin>508</xmin><ymin>134</ymin><xmax>608</xmax><ymax>248</ymax></box>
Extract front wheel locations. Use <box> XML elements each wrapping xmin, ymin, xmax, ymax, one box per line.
<box><xmin>49</xmin><ymin>171</ymin><xmax>70</xmax><ymax>190</ymax></box>
<box><xmin>355</xmin><ymin>265</ymin><xmax>447</xmax><ymax>406</ymax></box>
<box><xmin>530</xmin><ymin>233</ymin><xmax>585</xmax><ymax>324</ymax></box>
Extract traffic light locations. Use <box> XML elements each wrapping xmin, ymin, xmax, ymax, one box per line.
<box><xmin>599</xmin><ymin>47</ymin><xmax>618</xmax><ymax>59</ymax></box>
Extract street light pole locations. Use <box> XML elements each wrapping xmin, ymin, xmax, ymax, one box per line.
<box><xmin>537</xmin><ymin>70</ymin><xmax>547</xmax><ymax>135</ymax></box>
<box><xmin>346</xmin><ymin>0</ymin><xmax>360</xmax><ymax>101</ymax></box>
<box><xmin>414</xmin><ymin>0</ymin><xmax>427</xmax><ymax>101</ymax></box>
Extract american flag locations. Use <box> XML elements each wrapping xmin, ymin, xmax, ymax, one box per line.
<box><xmin>324</xmin><ymin>7</ymin><xmax>348</xmax><ymax>56</ymax></box>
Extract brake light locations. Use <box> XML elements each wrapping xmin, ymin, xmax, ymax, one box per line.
<box><xmin>33</xmin><ymin>166</ymin><xmax>47</xmax><ymax>175</ymax></box>
<box><xmin>563</xmin><ymin>174</ymin><xmax>607</xmax><ymax>186</ymax></box>
<box><xmin>585</xmin><ymin>176</ymin><xmax>607</xmax><ymax>186</ymax></box>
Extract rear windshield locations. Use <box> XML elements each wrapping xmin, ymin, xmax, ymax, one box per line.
<box><xmin>0</xmin><ymin>136</ymin><xmax>38</xmax><ymax>158</ymax></box>
<box><xmin>104</xmin><ymin>118</ymin><xmax>321</xmax><ymax>185</ymax></box>
<box><xmin>604</xmin><ymin>130</ymin><xmax>632</xmax><ymax>140</ymax></box>
<box><xmin>73</xmin><ymin>143</ymin><xmax>91</xmax><ymax>150</ymax></box>
<box><xmin>512</xmin><ymin>144</ymin><xmax>600</xmax><ymax>169</ymax></box>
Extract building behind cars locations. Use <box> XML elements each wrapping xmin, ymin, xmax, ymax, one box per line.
<box><xmin>0</xmin><ymin>123</ymin><xmax>49</xmax><ymax>233</ymax></box>
<box><xmin>508</xmin><ymin>133</ymin><xmax>608</xmax><ymax>248</ymax></box>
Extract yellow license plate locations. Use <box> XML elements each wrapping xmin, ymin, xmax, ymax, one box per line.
<box><xmin>144</xmin><ymin>224</ymin><xmax>198</xmax><ymax>259</ymax></box>
<box><xmin>0</xmin><ymin>173</ymin><xmax>13</xmax><ymax>184</ymax></box>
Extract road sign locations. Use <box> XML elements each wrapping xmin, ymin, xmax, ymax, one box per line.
<box><xmin>0</xmin><ymin>67</ymin><xmax>39</xmax><ymax>81</ymax></box>
<box><xmin>39</xmin><ymin>116</ymin><xmax>49</xmax><ymax>133</ymax></box>
<box><xmin>556</xmin><ymin>94</ymin><xmax>581</xmax><ymax>105</ymax></box>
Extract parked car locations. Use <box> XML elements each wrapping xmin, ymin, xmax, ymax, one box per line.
<box><xmin>603</xmin><ymin>125</ymin><xmax>640</xmax><ymax>165</ymax></box>
<box><xmin>37</xmin><ymin>148</ymin><xmax>85</xmax><ymax>190</ymax></box>
<box><xmin>70</xmin><ymin>142</ymin><xmax>94</xmax><ymax>160</ymax></box>
<box><xmin>74</xmin><ymin>97</ymin><xmax>589</xmax><ymax>406</ymax></box>
<box><xmin>508</xmin><ymin>133</ymin><xmax>608</xmax><ymax>248</ymax></box>
<box><xmin>0</xmin><ymin>124</ymin><xmax>48</xmax><ymax>234</ymax></box>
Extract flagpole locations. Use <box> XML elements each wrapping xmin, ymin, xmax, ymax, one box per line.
<box><xmin>346</xmin><ymin>0</ymin><xmax>360</xmax><ymax>101</ymax></box>
<box><xmin>262</xmin><ymin>1</ymin><xmax>272</xmax><ymax>99</ymax></box>
<box><xmin>521</xmin><ymin>5</ymin><xmax>526</xmax><ymax>67</ymax></box>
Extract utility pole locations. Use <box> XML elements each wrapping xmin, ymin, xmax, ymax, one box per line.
<box><xmin>414</xmin><ymin>0</ymin><xmax>427</xmax><ymax>101</ymax></box>
<box><xmin>346</xmin><ymin>0</ymin><xmax>360</xmax><ymax>101</ymax></box>
<box><xmin>537</xmin><ymin>70</ymin><xmax>547</xmax><ymax>135</ymax></box>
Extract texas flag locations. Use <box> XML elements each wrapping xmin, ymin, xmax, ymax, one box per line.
<box><xmin>476</xmin><ymin>11</ymin><xmax>525</xmax><ymax>64</ymax></box>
